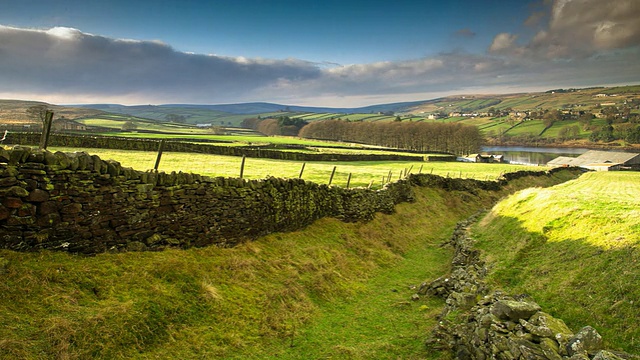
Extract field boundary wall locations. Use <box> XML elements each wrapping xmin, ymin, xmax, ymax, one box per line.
<box><xmin>0</xmin><ymin>146</ymin><xmax>565</xmax><ymax>254</ymax></box>
<box><xmin>4</xmin><ymin>132</ymin><xmax>427</xmax><ymax>162</ymax></box>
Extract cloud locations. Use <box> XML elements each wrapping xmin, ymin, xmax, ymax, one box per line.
<box><xmin>524</xmin><ymin>11</ymin><xmax>547</xmax><ymax>27</ymax></box>
<box><xmin>454</xmin><ymin>28</ymin><xmax>476</xmax><ymax>38</ymax></box>
<box><xmin>1</xmin><ymin>20</ymin><xmax>640</xmax><ymax>107</ymax></box>
<box><xmin>489</xmin><ymin>33</ymin><xmax>519</xmax><ymax>53</ymax></box>
<box><xmin>0</xmin><ymin>25</ymin><xmax>321</xmax><ymax>103</ymax></box>
<box><xmin>492</xmin><ymin>0</ymin><xmax>640</xmax><ymax>60</ymax></box>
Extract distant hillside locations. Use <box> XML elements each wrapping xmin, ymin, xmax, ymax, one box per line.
<box><xmin>407</xmin><ymin>85</ymin><xmax>640</xmax><ymax>114</ymax></box>
<box><xmin>75</xmin><ymin>100</ymin><xmax>429</xmax><ymax>120</ymax></box>
<box><xmin>0</xmin><ymin>100</ymin><xmax>106</xmax><ymax>124</ymax></box>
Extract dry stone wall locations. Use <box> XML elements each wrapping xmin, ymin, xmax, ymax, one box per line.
<box><xmin>0</xmin><ymin>146</ymin><xmax>415</xmax><ymax>254</ymax></box>
<box><xmin>4</xmin><ymin>132</ymin><xmax>426</xmax><ymax>162</ymax></box>
<box><xmin>0</xmin><ymin>146</ymin><xmax>569</xmax><ymax>255</ymax></box>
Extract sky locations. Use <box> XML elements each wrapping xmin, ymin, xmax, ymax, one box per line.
<box><xmin>1</xmin><ymin>0</ymin><xmax>640</xmax><ymax>107</ymax></box>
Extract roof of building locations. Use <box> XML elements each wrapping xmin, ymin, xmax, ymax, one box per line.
<box><xmin>547</xmin><ymin>156</ymin><xmax>577</xmax><ymax>166</ymax></box>
<box><xmin>547</xmin><ymin>150</ymin><xmax>640</xmax><ymax>167</ymax></box>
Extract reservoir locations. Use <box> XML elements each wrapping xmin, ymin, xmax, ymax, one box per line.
<box><xmin>480</xmin><ymin>146</ymin><xmax>591</xmax><ymax>165</ymax></box>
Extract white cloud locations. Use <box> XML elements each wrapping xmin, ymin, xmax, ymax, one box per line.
<box><xmin>489</xmin><ymin>33</ymin><xmax>519</xmax><ymax>53</ymax></box>
<box><xmin>0</xmin><ymin>25</ymin><xmax>321</xmax><ymax>103</ymax></box>
<box><xmin>502</xmin><ymin>0</ymin><xmax>640</xmax><ymax>59</ymax></box>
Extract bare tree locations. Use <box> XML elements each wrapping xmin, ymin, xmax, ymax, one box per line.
<box><xmin>26</xmin><ymin>104</ymin><xmax>50</xmax><ymax>126</ymax></box>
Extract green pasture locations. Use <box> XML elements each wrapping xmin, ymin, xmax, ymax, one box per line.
<box><xmin>601</xmin><ymin>85</ymin><xmax>640</xmax><ymax>94</ymax></box>
<box><xmin>472</xmin><ymin>117</ymin><xmax>503</xmax><ymax>129</ymax></box>
<box><xmin>291</xmin><ymin>113</ymin><xmax>342</xmax><ymax>121</ymax></box>
<box><xmin>542</xmin><ymin>120</ymin><xmax>588</xmax><ymax>139</ymax></box>
<box><xmin>479</xmin><ymin>119</ymin><xmax>512</xmax><ymax>135</ymax></box>
<box><xmin>77</xmin><ymin>118</ymin><xmax>209</xmax><ymax>134</ymax></box>
<box><xmin>48</xmin><ymin>147</ymin><xmax>543</xmax><ymax>189</ymax></box>
<box><xmin>473</xmin><ymin>171</ymin><xmax>640</xmax><ymax>353</ymax></box>
<box><xmin>208</xmin><ymin>111</ymin><xmax>303</xmax><ymax>127</ymax></box>
<box><xmin>505</xmin><ymin>120</ymin><xmax>546</xmax><ymax>136</ymax></box>
<box><xmin>89</xmin><ymin>130</ymin><xmax>364</xmax><ymax>147</ymax></box>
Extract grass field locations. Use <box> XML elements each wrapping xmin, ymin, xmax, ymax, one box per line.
<box><xmin>473</xmin><ymin>171</ymin><xmax>640</xmax><ymax>353</ymax></box>
<box><xmin>505</xmin><ymin>120</ymin><xmax>546</xmax><ymax>136</ymax></box>
<box><xmin>48</xmin><ymin>147</ymin><xmax>543</xmax><ymax>189</ymax></box>
<box><xmin>0</xmin><ymin>167</ymin><xmax>577</xmax><ymax>359</ymax></box>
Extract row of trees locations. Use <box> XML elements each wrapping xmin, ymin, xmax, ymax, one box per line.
<box><xmin>241</xmin><ymin>116</ymin><xmax>308</xmax><ymax>136</ymax></box>
<box><xmin>298</xmin><ymin>119</ymin><xmax>482</xmax><ymax>155</ymax></box>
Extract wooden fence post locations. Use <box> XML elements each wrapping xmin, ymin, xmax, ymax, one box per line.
<box><xmin>39</xmin><ymin>111</ymin><xmax>54</xmax><ymax>150</ymax></box>
<box><xmin>154</xmin><ymin>140</ymin><xmax>165</xmax><ymax>171</ymax></box>
<box><xmin>387</xmin><ymin>170</ymin><xmax>392</xmax><ymax>183</ymax></box>
<box><xmin>240</xmin><ymin>155</ymin><xmax>246</xmax><ymax>179</ymax></box>
<box><xmin>328</xmin><ymin>166</ymin><xmax>337</xmax><ymax>185</ymax></box>
<box><xmin>418</xmin><ymin>164</ymin><xmax>423</xmax><ymax>174</ymax></box>
<box><xmin>299</xmin><ymin>162</ymin><xmax>306</xmax><ymax>179</ymax></box>
<box><xmin>346</xmin><ymin>173</ymin><xmax>352</xmax><ymax>188</ymax></box>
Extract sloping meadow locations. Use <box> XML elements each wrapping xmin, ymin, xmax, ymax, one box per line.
<box><xmin>473</xmin><ymin>171</ymin><xmax>640</xmax><ymax>354</ymax></box>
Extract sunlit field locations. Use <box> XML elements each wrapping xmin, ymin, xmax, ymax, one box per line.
<box><xmin>49</xmin><ymin>147</ymin><xmax>544</xmax><ymax>188</ymax></box>
<box><xmin>474</xmin><ymin>171</ymin><xmax>640</xmax><ymax>353</ymax></box>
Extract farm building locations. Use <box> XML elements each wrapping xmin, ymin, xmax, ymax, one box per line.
<box><xmin>547</xmin><ymin>150</ymin><xmax>640</xmax><ymax>171</ymax></box>
<box><xmin>53</xmin><ymin>119</ymin><xmax>87</xmax><ymax>131</ymax></box>
<box><xmin>458</xmin><ymin>154</ymin><xmax>504</xmax><ymax>163</ymax></box>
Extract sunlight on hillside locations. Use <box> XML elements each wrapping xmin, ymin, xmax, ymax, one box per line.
<box><xmin>486</xmin><ymin>172</ymin><xmax>640</xmax><ymax>249</ymax></box>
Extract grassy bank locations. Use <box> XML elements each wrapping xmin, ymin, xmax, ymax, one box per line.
<box><xmin>472</xmin><ymin>171</ymin><xmax>640</xmax><ymax>353</ymax></box>
<box><xmin>0</xmin><ymin>170</ymin><xmax>578</xmax><ymax>359</ymax></box>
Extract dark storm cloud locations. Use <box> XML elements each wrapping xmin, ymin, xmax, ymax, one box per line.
<box><xmin>0</xmin><ymin>26</ymin><xmax>321</xmax><ymax>103</ymax></box>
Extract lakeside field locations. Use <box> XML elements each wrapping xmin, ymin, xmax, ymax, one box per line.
<box><xmin>49</xmin><ymin>147</ymin><xmax>544</xmax><ymax>189</ymax></box>
<box><xmin>473</xmin><ymin>171</ymin><xmax>640</xmax><ymax>353</ymax></box>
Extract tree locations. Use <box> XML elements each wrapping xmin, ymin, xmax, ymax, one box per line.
<box><xmin>543</xmin><ymin>109</ymin><xmax>562</xmax><ymax>128</ymax></box>
<box><xmin>26</xmin><ymin>104</ymin><xmax>50</xmax><ymax>126</ymax></box>
<box><xmin>166</xmin><ymin>114</ymin><xmax>186</xmax><ymax>123</ymax></box>
<box><xmin>121</xmin><ymin>121</ymin><xmax>137</xmax><ymax>131</ymax></box>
